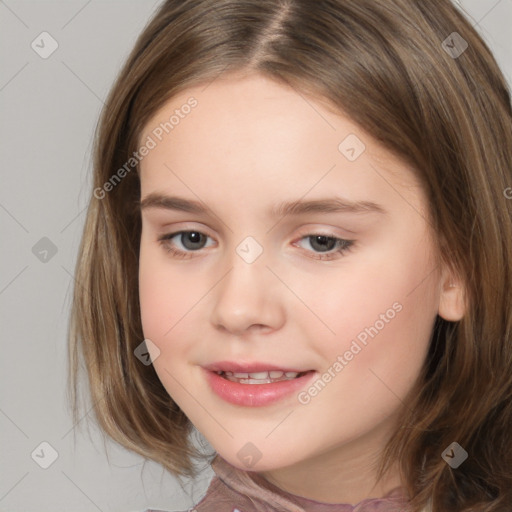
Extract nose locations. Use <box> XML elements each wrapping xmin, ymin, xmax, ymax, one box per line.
<box><xmin>210</xmin><ymin>247</ymin><xmax>286</xmax><ymax>336</ymax></box>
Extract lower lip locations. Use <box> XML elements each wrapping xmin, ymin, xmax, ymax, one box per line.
<box><xmin>203</xmin><ymin>369</ymin><xmax>317</xmax><ymax>407</ymax></box>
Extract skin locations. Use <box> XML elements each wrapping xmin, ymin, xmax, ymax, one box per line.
<box><xmin>137</xmin><ymin>71</ymin><xmax>466</xmax><ymax>504</ymax></box>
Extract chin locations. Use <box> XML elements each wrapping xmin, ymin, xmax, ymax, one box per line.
<box><xmin>214</xmin><ymin>447</ymin><xmax>294</xmax><ymax>473</ymax></box>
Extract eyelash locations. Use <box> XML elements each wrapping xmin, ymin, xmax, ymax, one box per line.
<box><xmin>157</xmin><ymin>230</ymin><xmax>355</xmax><ymax>261</ymax></box>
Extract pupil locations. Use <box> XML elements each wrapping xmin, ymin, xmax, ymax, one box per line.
<box><xmin>311</xmin><ymin>235</ymin><xmax>335</xmax><ymax>252</ymax></box>
<box><xmin>183</xmin><ymin>231</ymin><xmax>204</xmax><ymax>249</ymax></box>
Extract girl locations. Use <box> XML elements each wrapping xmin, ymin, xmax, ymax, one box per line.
<box><xmin>67</xmin><ymin>1</ymin><xmax>512</xmax><ymax>511</ymax></box>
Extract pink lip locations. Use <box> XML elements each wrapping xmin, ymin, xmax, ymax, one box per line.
<box><xmin>203</xmin><ymin>361</ymin><xmax>309</xmax><ymax>373</ymax></box>
<box><xmin>203</xmin><ymin>368</ymin><xmax>317</xmax><ymax>407</ymax></box>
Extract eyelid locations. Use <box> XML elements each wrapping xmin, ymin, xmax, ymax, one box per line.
<box><xmin>293</xmin><ymin>224</ymin><xmax>355</xmax><ymax>241</ymax></box>
<box><xmin>155</xmin><ymin>222</ymin><xmax>216</xmax><ymax>240</ymax></box>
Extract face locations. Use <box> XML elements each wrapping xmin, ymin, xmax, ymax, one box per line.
<box><xmin>138</xmin><ymin>72</ymin><xmax>453</xmax><ymax>501</ymax></box>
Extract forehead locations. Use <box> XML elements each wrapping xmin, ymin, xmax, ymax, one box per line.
<box><xmin>138</xmin><ymin>73</ymin><xmax>424</xmax><ymax>216</ymax></box>
<box><xmin>141</xmin><ymin>72</ymin><xmax>333</xmax><ymax>139</ymax></box>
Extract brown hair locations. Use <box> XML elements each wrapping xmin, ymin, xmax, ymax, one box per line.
<box><xmin>67</xmin><ymin>0</ymin><xmax>512</xmax><ymax>510</ymax></box>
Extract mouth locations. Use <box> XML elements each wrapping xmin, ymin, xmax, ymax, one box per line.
<box><xmin>215</xmin><ymin>370</ymin><xmax>312</xmax><ymax>384</ymax></box>
<box><xmin>203</xmin><ymin>367</ymin><xmax>318</xmax><ymax>407</ymax></box>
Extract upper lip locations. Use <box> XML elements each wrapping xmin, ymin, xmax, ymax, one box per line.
<box><xmin>203</xmin><ymin>361</ymin><xmax>312</xmax><ymax>373</ymax></box>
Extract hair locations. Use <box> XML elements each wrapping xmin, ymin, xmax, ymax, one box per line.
<box><xmin>67</xmin><ymin>0</ymin><xmax>512</xmax><ymax>511</ymax></box>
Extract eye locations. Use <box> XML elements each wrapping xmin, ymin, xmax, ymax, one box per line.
<box><xmin>294</xmin><ymin>234</ymin><xmax>355</xmax><ymax>260</ymax></box>
<box><xmin>158</xmin><ymin>230</ymin><xmax>214</xmax><ymax>259</ymax></box>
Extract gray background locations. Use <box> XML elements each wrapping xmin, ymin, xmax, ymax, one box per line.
<box><xmin>0</xmin><ymin>1</ymin><xmax>511</xmax><ymax>511</ymax></box>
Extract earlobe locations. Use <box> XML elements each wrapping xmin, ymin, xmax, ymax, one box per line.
<box><xmin>438</xmin><ymin>275</ymin><xmax>466</xmax><ymax>322</ymax></box>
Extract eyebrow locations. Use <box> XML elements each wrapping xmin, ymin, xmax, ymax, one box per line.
<box><xmin>139</xmin><ymin>193</ymin><xmax>388</xmax><ymax>217</ymax></box>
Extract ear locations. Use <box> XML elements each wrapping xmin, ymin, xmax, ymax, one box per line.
<box><xmin>438</xmin><ymin>263</ymin><xmax>466</xmax><ymax>322</ymax></box>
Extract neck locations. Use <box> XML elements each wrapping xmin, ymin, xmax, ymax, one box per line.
<box><xmin>256</xmin><ymin>416</ymin><xmax>403</xmax><ymax>504</ymax></box>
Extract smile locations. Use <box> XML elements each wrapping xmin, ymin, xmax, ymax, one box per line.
<box><xmin>217</xmin><ymin>370</ymin><xmax>308</xmax><ymax>384</ymax></box>
<box><xmin>204</xmin><ymin>368</ymin><xmax>317</xmax><ymax>406</ymax></box>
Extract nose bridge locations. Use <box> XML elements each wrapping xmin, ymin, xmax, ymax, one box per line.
<box><xmin>210</xmin><ymin>236</ymin><xmax>284</xmax><ymax>334</ymax></box>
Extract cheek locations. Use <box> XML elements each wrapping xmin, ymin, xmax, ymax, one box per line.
<box><xmin>139</xmin><ymin>253</ymin><xmax>168</xmax><ymax>341</ymax></box>
<box><xmin>138</xmin><ymin>240</ymin><xmax>214</xmax><ymax>390</ymax></box>
<box><xmin>306</xmin><ymin>239</ymin><xmax>436</xmax><ymax>336</ymax></box>
<box><xmin>370</xmin><ymin>276</ymin><xmax>438</xmax><ymax>391</ymax></box>
<box><xmin>139</xmin><ymin>243</ymin><xmax>189</xmax><ymax>348</ymax></box>
<box><xmin>138</xmin><ymin>253</ymin><xmax>195</xmax><ymax>400</ymax></box>
<box><xmin>313</xmin><ymin>233</ymin><xmax>438</xmax><ymax>378</ymax></box>
<box><xmin>295</xmin><ymin>268</ymin><xmax>437</xmax><ymax>440</ymax></box>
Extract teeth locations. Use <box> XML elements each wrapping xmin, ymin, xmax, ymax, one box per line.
<box><xmin>245</xmin><ymin>371</ymin><xmax>269</xmax><ymax>379</ymax></box>
<box><xmin>218</xmin><ymin>370</ymin><xmax>305</xmax><ymax>384</ymax></box>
